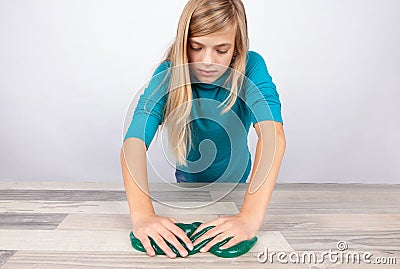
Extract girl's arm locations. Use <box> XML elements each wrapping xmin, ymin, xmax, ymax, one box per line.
<box><xmin>121</xmin><ymin>138</ymin><xmax>155</xmax><ymax>218</ymax></box>
<box><xmin>120</xmin><ymin>137</ymin><xmax>193</xmax><ymax>258</ymax></box>
<box><xmin>239</xmin><ymin>120</ymin><xmax>286</xmax><ymax>223</ymax></box>
<box><xmin>190</xmin><ymin>120</ymin><xmax>286</xmax><ymax>251</ymax></box>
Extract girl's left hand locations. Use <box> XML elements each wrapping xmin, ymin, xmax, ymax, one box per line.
<box><xmin>190</xmin><ymin>213</ymin><xmax>262</xmax><ymax>252</ymax></box>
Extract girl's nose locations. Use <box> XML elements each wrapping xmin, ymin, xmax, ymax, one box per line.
<box><xmin>203</xmin><ymin>51</ymin><xmax>213</xmax><ymax>65</ymax></box>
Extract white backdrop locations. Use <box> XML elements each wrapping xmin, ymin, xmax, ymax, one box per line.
<box><xmin>0</xmin><ymin>0</ymin><xmax>399</xmax><ymax>183</ymax></box>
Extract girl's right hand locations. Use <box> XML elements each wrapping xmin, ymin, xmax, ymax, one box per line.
<box><xmin>132</xmin><ymin>214</ymin><xmax>194</xmax><ymax>258</ymax></box>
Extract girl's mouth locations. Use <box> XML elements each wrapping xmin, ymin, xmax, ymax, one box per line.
<box><xmin>198</xmin><ymin>69</ymin><xmax>217</xmax><ymax>77</ymax></box>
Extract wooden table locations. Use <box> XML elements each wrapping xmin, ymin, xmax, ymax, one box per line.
<box><xmin>0</xmin><ymin>181</ymin><xmax>399</xmax><ymax>268</ymax></box>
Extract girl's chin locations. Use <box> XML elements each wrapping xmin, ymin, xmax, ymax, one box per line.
<box><xmin>196</xmin><ymin>76</ymin><xmax>217</xmax><ymax>84</ymax></box>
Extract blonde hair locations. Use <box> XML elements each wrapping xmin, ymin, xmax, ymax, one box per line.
<box><xmin>161</xmin><ymin>0</ymin><xmax>249</xmax><ymax>166</ymax></box>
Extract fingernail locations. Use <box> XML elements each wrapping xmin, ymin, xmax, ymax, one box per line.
<box><xmin>187</xmin><ymin>244</ymin><xmax>193</xmax><ymax>250</ymax></box>
<box><xmin>200</xmin><ymin>248</ymin><xmax>206</xmax><ymax>253</ymax></box>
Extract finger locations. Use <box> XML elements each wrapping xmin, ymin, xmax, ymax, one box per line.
<box><xmin>190</xmin><ymin>222</ymin><xmax>208</xmax><ymax>239</ymax></box>
<box><xmin>192</xmin><ymin>225</ymin><xmax>224</xmax><ymax>246</ymax></box>
<box><xmin>191</xmin><ymin>217</ymin><xmax>227</xmax><ymax>239</ymax></box>
<box><xmin>163</xmin><ymin>220</ymin><xmax>194</xmax><ymax>251</ymax></box>
<box><xmin>136</xmin><ymin>234</ymin><xmax>155</xmax><ymax>256</ymax></box>
<box><xmin>219</xmin><ymin>236</ymin><xmax>240</xmax><ymax>249</ymax></box>
<box><xmin>200</xmin><ymin>233</ymin><xmax>230</xmax><ymax>253</ymax></box>
<box><xmin>159</xmin><ymin>228</ymin><xmax>189</xmax><ymax>257</ymax></box>
<box><xmin>148</xmin><ymin>232</ymin><xmax>177</xmax><ymax>258</ymax></box>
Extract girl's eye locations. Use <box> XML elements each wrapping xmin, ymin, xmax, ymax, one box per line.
<box><xmin>217</xmin><ymin>50</ymin><xmax>228</xmax><ymax>54</ymax></box>
<box><xmin>190</xmin><ymin>46</ymin><xmax>201</xmax><ymax>51</ymax></box>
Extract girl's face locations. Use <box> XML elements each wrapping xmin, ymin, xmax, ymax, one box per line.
<box><xmin>187</xmin><ymin>24</ymin><xmax>236</xmax><ymax>84</ymax></box>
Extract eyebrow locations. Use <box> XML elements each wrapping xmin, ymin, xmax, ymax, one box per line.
<box><xmin>189</xmin><ymin>40</ymin><xmax>232</xmax><ymax>48</ymax></box>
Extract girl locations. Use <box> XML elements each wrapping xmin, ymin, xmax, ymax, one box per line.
<box><xmin>121</xmin><ymin>0</ymin><xmax>286</xmax><ymax>259</ymax></box>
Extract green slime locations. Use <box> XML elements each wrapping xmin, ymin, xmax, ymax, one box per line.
<box><xmin>129</xmin><ymin>221</ymin><xmax>258</xmax><ymax>258</ymax></box>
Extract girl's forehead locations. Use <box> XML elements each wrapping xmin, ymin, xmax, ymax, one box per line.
<box><xmin>189</xmin><ymin>27</ymin><xmax>236</xmax><ymax>45</ymax></box>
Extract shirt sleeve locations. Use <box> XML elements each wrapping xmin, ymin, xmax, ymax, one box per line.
<box><xmin>123</xmin><ymin>61</ymin><xmax>171</xmax><ymax>148</ymax></box>
<box><xmin>243</xmin><ymin>51</ymin><xmax>283</xmax><ymax>126</ymax></box>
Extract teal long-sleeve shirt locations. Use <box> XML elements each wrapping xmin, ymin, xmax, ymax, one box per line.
<box><xmin>123</xmin><ymin>51</ymin><xmax>283</xmax><ymax>183</ymax></box>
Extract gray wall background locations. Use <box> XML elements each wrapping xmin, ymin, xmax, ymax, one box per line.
<box><xmin>1</xmin><ymin>0</ymin><xmax>399</xmax><ymax>184</ymax></box>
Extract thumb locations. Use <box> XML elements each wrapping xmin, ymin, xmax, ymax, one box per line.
<box><xmin>169</xmin><ymin>217</ymin><xmax>178</xmax><ymax>223</ymax></box>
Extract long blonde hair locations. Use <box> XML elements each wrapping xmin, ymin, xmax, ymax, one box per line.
<box><xmin>161</xmin><ymin>0</ymin><xmax>249</xmax><ymax>166</ymax></box>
